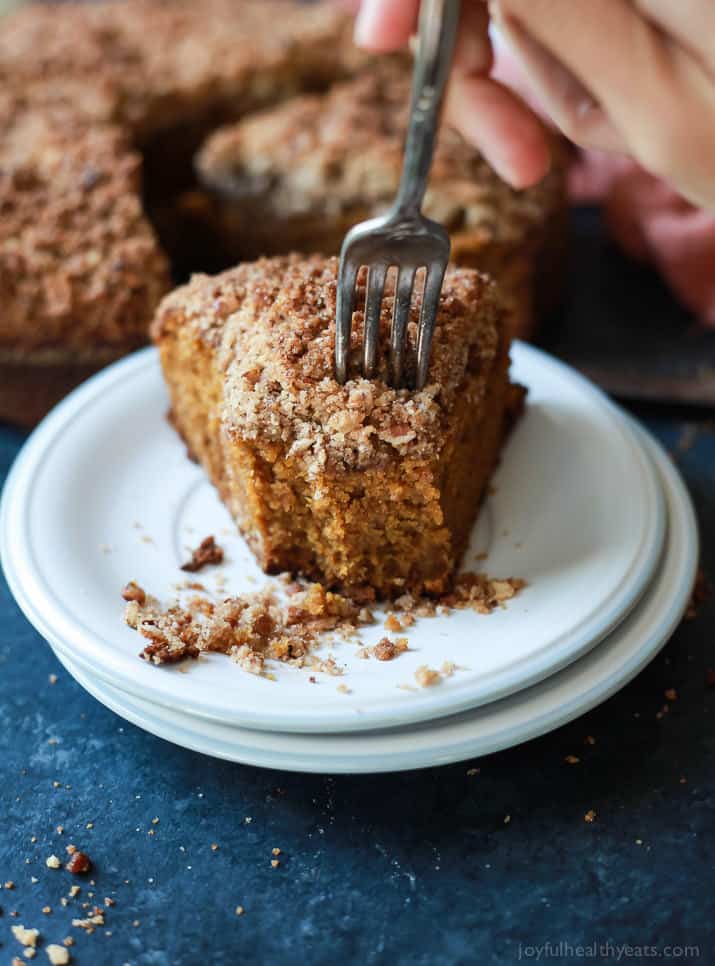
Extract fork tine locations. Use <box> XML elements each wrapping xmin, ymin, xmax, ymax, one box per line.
<box><xmin>362</xmin><ymin>263</ymin><xmax>388</xmax><ymax>379</ymax></box>
<box><xmin>389</xmin><ymin>266</ymin><xmax>416</xmax><ymax>388</ymax></box>
<box><xmin>415</xmin><ymin>262</ymin><xmax>446</xmax><ymax>390</ymax></box>
<box><xmin>335</xmin><ymin>256</ymin><xmax>359</xmax><ymax>384</ymax></box>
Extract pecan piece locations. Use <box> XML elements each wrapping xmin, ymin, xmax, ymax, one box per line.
<box><xmin>181</xmin><ymin>536</ymin><xmax>224</xmax><ymax>573</ymax></box>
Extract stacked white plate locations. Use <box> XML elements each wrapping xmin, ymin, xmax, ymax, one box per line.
<box><xmin>0</xmin><ymin>344</ymin><xmax>698</xmax><ymax>773</ymax></box>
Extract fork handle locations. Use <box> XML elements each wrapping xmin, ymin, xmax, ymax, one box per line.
<box><xmin>394</xmin><ymin>0</ymin><xmax>461</xmax><ymax>217</ymax></box>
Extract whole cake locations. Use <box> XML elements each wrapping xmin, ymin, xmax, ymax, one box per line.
<box><xmin>195</xmin><ymin>62</ymin><xmax>568</xmax><ymax>340</ymax></box>
<box><xmin>153</xmin><ymin>255</ymin><xmax>523</xmax><ymax>598</ymax></box>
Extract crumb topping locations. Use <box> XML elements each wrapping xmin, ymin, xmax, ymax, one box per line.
<box><xmin>0</xmin><ymin>1</ymin><xmax>360</xmax><ymax>140</ymax></box>
<box><xmin>127</xmin><ymin>580</ymin><xmax>369</xmax><ymax>669</ymax></box>
<box><xmin>153</xmin><ymin>254</ymin><xmax>503</xmax><ymax>472</ymax></box>
<box><xmin>124</xmin><ymin>572</ymin><xmax>525</xmax><ymax>672</ymax></box>
<box><xmin>0</xmin><ymin>90</ymin><xmax>169</xmax><ymax>356</ymax></box>
<box><xmin>0</xmin><ymin>0</ymin><xmax>362</xmax><ymax>361</ymax></box>
<box><xmin>198</xmin><ymin>61</ymin><xmax>565</xmax><ymax>244</ymax></box>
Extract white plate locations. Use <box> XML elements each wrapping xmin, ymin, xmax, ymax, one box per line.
<box><xmin>1</xmin><ymin>345</ymin><xmax>665</xmax><ymax>733</ymax></box>
<box><xmin>48</xmin><ymin>424</ymin><xmax>697</xmax><ymax>773</ymax></box>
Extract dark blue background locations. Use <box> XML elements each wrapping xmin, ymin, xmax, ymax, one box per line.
<box><xmin>1</xmin><ymin>212</ymin><xmax>714</xmax><ymax>965</ymax></box>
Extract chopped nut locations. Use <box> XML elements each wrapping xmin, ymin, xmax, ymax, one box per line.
<box><xmin>181</xmin><ymin>536</ymin><xmax>224</xmax><ymax>573</ymax></box>
<box><xmin>121</xmin><ymin>581</ymin><xmax>146</xmax><ymax>605</ymax></box>
<box><xmin>46</xmin><ymin>855</ymin><xmax>61</xmax><ymax>869</ymax></box>
<box><xmin>65</xmin><ymin>851</ymin><xmax>91</xmax><ymax>875</ymax></box>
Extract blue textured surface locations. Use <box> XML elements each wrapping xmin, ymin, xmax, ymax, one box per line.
<box><xmin>1</xmin><ymin>218</ymin><xmax>714</xmax><ymax>965</ymax></box>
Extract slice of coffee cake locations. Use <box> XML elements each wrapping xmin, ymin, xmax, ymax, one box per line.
<box><xmin>153</xmin><ymin>255</ymin><xmax>522</xmax><ymax>598</ymax></box>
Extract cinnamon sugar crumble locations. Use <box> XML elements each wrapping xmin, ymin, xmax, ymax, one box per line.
<box><xmin>153</xmin><ymin>255</ymin><xmax>503</xmax><ymax>475</ymax></box>
<box><xmin>181</xmin><ymin>535</ymin><xmax>224</xmax><ymax>573</ymax></box>
<box><xmin>124</xmin><ymin>573</ymin><xmax>525</xmax><ymax>676</ymax></box>
<box><xmin>372</xmin><ymin>637</ymin><xmax>408</xmax><ymax>662</ymax></box>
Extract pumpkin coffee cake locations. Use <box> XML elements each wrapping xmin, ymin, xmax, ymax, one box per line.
<box><xmin>0</xmin><ymin>0</ymin><xmax>370</xmax><ymax>425</ymax></box>
<box><xmin>153</xmin><ymin>255</ymin><xmax>523</xmax><ymax>598</ymax></box>
<box><xmin>195</xmin><ymin>63</ymin><xmax>568</xmax><ymax>339</ymax></box>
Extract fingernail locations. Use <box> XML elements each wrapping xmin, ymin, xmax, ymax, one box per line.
<box><xmin>354</xmin><ymin>2</ymin><xmax>377</xmax><ymax>46</ymax></box>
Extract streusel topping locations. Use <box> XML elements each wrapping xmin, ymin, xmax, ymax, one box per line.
<box><xmin>0</xmin><ymin>93</ymin><xmax>169</xmax><ymax>353</ymax></box>
<box><xmin>0</xmin><ymin>0</ymin><xmax>362</xmax><ymax>141</ymax></box>
<box><xmin>198</xmin><ymin>62</ymin><xmax>566</xmax><ymax>244</ymax></box>
<box><xmin>153</xmin><ymin>254</ymin><xmax>503</xmax><ymax>472</ymax></box>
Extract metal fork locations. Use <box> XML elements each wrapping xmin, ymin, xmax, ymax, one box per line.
<box><xmin>335</xmin><ymin>0</ymin><xmax>461</xmax><ymax>390</ymax></box>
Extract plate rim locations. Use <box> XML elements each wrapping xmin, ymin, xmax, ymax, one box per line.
<box><xmin>46</xmin><ymin>422</ymin><xmax>698</xmax><ymax>773</ymax></box>
<box><xmin>1</xmin><ymin>344</ymin><xmax>666</xmax><ymax>732</ymax></box>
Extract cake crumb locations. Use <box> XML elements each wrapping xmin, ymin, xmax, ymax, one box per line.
<box><xmin>383</xmin><ymin>614</ymin><xmax>403</xmax><ymax>632</ymax></box>
<box><xmin>181</xmin><ymin>536</ymin><xmax>224</xmax><ymax>573</ymax></box>
<box><xmin>373</xmin><ymin>637</ymin><xmax>409</xmax><ymax>662</ymax></box>
<box><xmin>415</xmin><ymin>665</ymin><xmax>441</xmax><ymax>688</ymax></box>
<box><xmin>11</xmin><ymin>925</ymin><xmax>39</xmax><ymax>947</ymax></box>
<box><xmin>46</xmin><ymin>855</ymin><xmax>61</xmax><ymax>869</ymax></box>
<box><xmin>664</xmin><ymin>688</ymin><xmax>678</xmax><ymax>702</ymax></box>
<box><xmin>584</xmin><ymin>809</ymin><xmax>596</xmax><ymax>823</ymax></box>
<box><xmin>49</xmin><ymin>674</ymin><xmax>58</xmax><ymax>685</ymax></box>
<box><xmin>235</xmin><ymin>905</ymin><xmax>245</xmax><ymax>916</ymax></box>
<box><xmin>564</xmin><ymin>755</ymin><xmax>580</xmax><ymax>765</ymax></box>
<box><xmin>46</xmin><ymin>945</ymin><xmax>70</xmax><ymax>966</ymax></box>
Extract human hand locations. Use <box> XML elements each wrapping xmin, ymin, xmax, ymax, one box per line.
<box><xmin>355</xmin><ymin>0</ymin><xmax>715</xmax><ymax>209</ymax></box>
